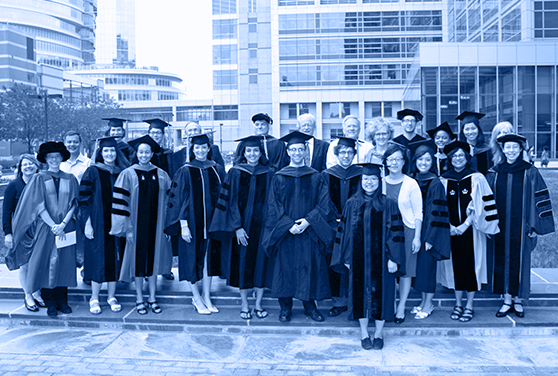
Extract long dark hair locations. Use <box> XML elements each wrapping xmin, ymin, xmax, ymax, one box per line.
<box><xmin>350</xmin><ymin>174</ymin><xmax>385</xmax><ymax>212</ymax></box>
<box><xmin>383</xmin><ymin>143</ymin><xmax>407</xmax><ymax>175</ymax></box>
<box><xmin>410</xmin><ymin>145</ymin><xmax>436</xmax><ymax>176</ymax></box>
<box><xmin>16</xmin><ymin>154</ymin><xmax>40</xmax><ymax>179</ymax></box>
<box><xmin>235</xmin><ymin>143</ymin><xmax>269</xmax><ymax>166</ymax></box>
<box><xmin>189</xmin><ymin>142</ymin><xmax>213</xmax><ymax>161</ymax></box>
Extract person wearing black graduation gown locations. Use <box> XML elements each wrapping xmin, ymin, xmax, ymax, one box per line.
<box><xmin>487</xmin><ymin>134</ymin><xmax>555</xmax><ymax>318</ymax></box>
<box><xmin>166</xmin><ymin>134</ymin><xmax>226</xmax><ymax>315</ymax></box>
<box><xmin>393</xmin><ymin>109</ymin><xmax>426</xmax><ymax>163</ymax></box>
<box><xmin>174</xmin><ymin>122</ymin><xmax>225</xmax><ymax>167</ymax></box>
<box><xmin>438</xmin><ymin>141</ymin><xmax>499</xmax><ymax>323</ymax></box>
<box><xmin>209</xmin><ymin>135</ymin><xmax>274</xmax><ymax>319</ymax></box>
<box><xmin>104</xmin><ymin>118</ymin><xmax>135</xmax><ymax>164</ymax></box>
<box><xmin>426</xmin><ymin>122</ymin><xmax>456</xmax><ymax>176</ymax></box>
<box><xmin>2</xmin><ymin>154</ymin><xmax>43</xmax><ymax>311</ymax></box>
<box><xmin>262</xmin><ymin>131</ymin><xmax>336</xmax><ymax>323</ymax></box>
<box><xmin>234</xmin><ymin>113</ymin><xmax>288</xmax><ymax>171</ymax></box>
<box><xmin>322</xmin><ymin>137</ymin><xmax>362</xmax><ymax>317</ymax></box>
<box><xmin>296</xmin><ymin>113</ymin><xmax>329</xmax><ymax>172</ymax></box>
<box><xmin>331</xmin><ymin>163</ymin><xmax>405</xmax><ymax>350</ymax></box>
<box><xmin>457</xmin><ymin>111</ymin><xmax>492</xmax><ymax>175</ymax></box>
<box><xmin>409</xmin><ymin>144</ymin><xmax>451</xmax><ymax>319</ymax></box>
<box><xmin>110</xmin><ymin>135</ymin><xmax>172</xmax><ymax>315</ymax></box>
<box><xmin>79</xmin><ymin>137</ymin><xmax>130</xmax><ymax>315</ymax></box>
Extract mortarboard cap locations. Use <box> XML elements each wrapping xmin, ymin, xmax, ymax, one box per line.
<box><xmin>426</xmin><ymin>122</ymin><xmax>456</xmax><ymax>140</ymax></box>
<box><xmin>280</xmin><ymin>130</ymin><xmax>313</xmax><ymax>146</ymax></box>
<box><xmin>128</xmin><ymin>135</ymin><xmax>161</xmax><ymax>153</ymax></box>
<box><xmin>337</xmin><ymin>136</ymin><xmax>357</xmax><ymax>149</ymax></box>
<box><xmin>252</xmin><ymin>113</ymin><xmax>273</xmax><ymax>124</ymax></box>
<box><xmin>97</xmin><ymin>136</ymin><xmax>118</xmax><ymax>149</ymax></box>
<box><xmin>456</xmin><ymin>111</ymin><xmax>485</xmax><ymax>124</ymax></box>
<box><xmin>145</xmin><ymin>118</ymin><xmax>171</xmax><ymax>130</ymax></box>
<box><xmin>497</xmin><ymin>133</ymin><xmax>527</xmax><ymax>145</ymax></box>
<box><xmin>443</xmin><ymin>140</ymin><xmax>471</xmax><ymax>155</ymax></box>
<box><xmin>103</xmin><ymin>118</ymin><xmax>127</xmax><ymax>128</ymax></box>
<box><xmin>359</xmin><ymin>163</ymin><xmax>383</xmax><ymax>176</ymax></box>
<box><xmin>408</xmin><ymin>139</ymin><xmax>436</xmax><ymax>156</ymax></box>
<box><xmin>235</xmin><ymin>135</ymin><xmax>264</xmax><ymax>147</ymax></box>
<box><xmin>397</xmin><ymin>109</ymin><xmax>423</xmax><ymax>121</ymax></box>
<box><xmin>190</xmin><ymin>134</ymin><xmax>210</xmax><ymax>146</ymax></box>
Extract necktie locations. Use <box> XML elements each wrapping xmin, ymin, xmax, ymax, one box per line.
<box><xmin>304</xmin><ymin>141</ymin><xmax>311</xmax><ymax>166</ymax></box>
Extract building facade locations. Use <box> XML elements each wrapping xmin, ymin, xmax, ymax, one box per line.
<box><xmin>95</xmin><ymin>0</ymin><xmax>136</xmax><ymax>66</ymax></box>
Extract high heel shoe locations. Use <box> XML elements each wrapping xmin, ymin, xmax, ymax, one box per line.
<box><xmin>202</xmin><ymin>298</ymin><xmax>219</xmax><ymax>313</ymax></box>
<box><xmin>192</xmin><ymin>299</ymin><xmax>211</xmax><ymax>315</ymax></box>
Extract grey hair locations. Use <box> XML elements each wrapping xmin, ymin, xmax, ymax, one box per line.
<box><xmin>365</xmin><ymin>117</ymin><xmax>394</xmax><ymax>144</ymax></box>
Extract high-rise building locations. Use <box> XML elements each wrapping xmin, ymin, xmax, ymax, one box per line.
<box><xmin>0</xmin><ymin>0</ymin><xmax>97</xmax><ymax>68</ymax></box>
<box><xmin>95</xmin><ymin>0</ymin><xmax>136</xmax><ymax>66</ymax></box>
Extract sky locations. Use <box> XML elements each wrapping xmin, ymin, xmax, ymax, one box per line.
<box><xmin>135</xmin><ymin>1</ymin><xmax>213</xmax><ymax>99</ymax></box>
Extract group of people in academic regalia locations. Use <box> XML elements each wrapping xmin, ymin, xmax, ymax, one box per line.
<box><xmin>3</xmin><ymin>108</ymin><xmax>555</xmax><ymax>352</ymax></box>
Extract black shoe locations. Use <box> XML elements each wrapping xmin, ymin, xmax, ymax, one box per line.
<box><xmin>279</xmin><ymin>310</ymin><xmax>292</xmax><ymax>323</ymax></box>
<box><xmin>513</xmin><ymin>303</ymin><xmax>525</xmax><ymax>318</ymax></box>
<box><xmin>47</xmin><ymin>306</ymin><xmax>57</xmax><ymax>318</ymax></box>
<box><xmin>57</xmin><ymin>304</ymin><xmax>72</xmax><ymax>314</ymax></box>
<box><xmin>373</xmin><ymin>337</ymin><xmax>384</xmax><ymax>350</ymax></box>
<box><xmin>163</xmin><ymin>273</ymin><xmax>175</xmax><ymax>281</ymax></box>
<box><xmin>304</xmin><ymin>309</ymin><xmax>325</xmax><ymax>322</ymax></box>
<box><xmin>361</xmin><ymin>337</ymin><xmax>373</xmax><ymax>350</ymax></box>
<box><xmin>495</xmin><ymin>303</ymin><xmax>513</xmax><ymax>318</ymax></box>
<box><xmin>394</xmin><ymin>315</ymin><xmax>405</xmax><ymax>324</ymax></box>
<box><xmin>328</xmin><ymin>306</ymin><xmax>348</xmax><ymax>317</ymax></box>
<box><xmin>24</xmin><ymin>299</ymin><xmax>39</xmax><ymax>312</ymax></box>
<box><xmin>34</xmin><ymin>299</ymin><xmax>47</xmax><ymax>308</ymax></box>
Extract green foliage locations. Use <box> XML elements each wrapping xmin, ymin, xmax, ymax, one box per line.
<box><xmin>0</xmin><ymin>84</ymin><xmax>125</xmax><ymax>153</ymax></box>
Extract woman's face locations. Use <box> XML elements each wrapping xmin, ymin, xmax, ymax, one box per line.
<box><xmin>416</xmin><ymin>153</ymin><xmax>433</xmax><ymax>174</ymax></box>
<box><xmin>361</xmin><ymin>174</ymin><xmax>380</xmax><ymax>195</ymax></box>
<box><xmin>434</xmin><ymin>130</ymin><xmax>451</xmax><ymax>150</ymax></box>
<box><xmin>337</xmin><ymin>146</ymin><xmax>355</xmax><ymax>168</ymax></box>
<box><xmin>503</xmin><ymin>141</ymin><xmax>521</xmax><ymax>164</ymax></box>
<box><xmin>20</xmin><ymin>158</ymin><xmax>38</xmax><ymax>177</ymax></box>
<box><xmin>374</xmin><ymin>126</ymin><xmax>390</xmax><ymax>147</ymax></box>
<box><xmin>136</xmin><ymin>144</ymin><xmax>153</xmax><ymax>165</ymax></box>
<box><xmin>462</xmin><ymin>123</ymin><xmax>479</xmax><ymax>143</ymax></box>
<box><xmin>386</xmin><ymin>150</ymin><xmax>404</xmax><ymax>174</ymax></box>
<box><xmin>450</xmin><ymin>148</ymin><xmax>468</xmax><ymax>170</ymax></box>
<box><xmin>193</xmin><ymin>144</ymin><xmax>210</xmax><ymax>161</ymax></box>
<box><xmin>101</xmin><ymin>146</ymin><xmax>117</xmax><ymax>164</ymax></box>
<box><xmin>45</xmin><ymin>152</ymin><xmax>63</xmax><ymax>170</ymax></box>
<box><xmin>244</xmin><ymin>146</ymin><xmax>261</xmax><ymax>165</ymax></box>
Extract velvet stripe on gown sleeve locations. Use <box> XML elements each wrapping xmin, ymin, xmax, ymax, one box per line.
<box><xmin>531</xmin><ymin>168</ymin><xmax>555</xmax><ymax>235</ymax></box>
<box><xmin>423</xmin><ymin>178</ymin><xmax>451</xmax><ymax>260</ymax></box>
<box><xmin>384</xmin><ymin>198</ymin><xmax>406</xmax><ymax>276</ymax></box>
<box><xmin>330</xmin><ymin>199</ymin><xmax>354</xmax><ymax>275</ymax></box>
<box><xmin>468</xmin><ymin>173</ymin><xmax>500</xmax><ymax>235</ymax></box>
<box><xmin>164</xmin><ymin>166</ymin><xmax>192</xmax><ymax>236</ymax></box>
<box><xmin>110</xmin><ymin>169</ymin><xmax>133</xmax><ymax>237</ymax></box>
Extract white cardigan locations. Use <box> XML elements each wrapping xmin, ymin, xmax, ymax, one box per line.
<box><xmin>382</xmin><ymin>174</ymin><xmax>423</xmax><ymax>229</ymax></box>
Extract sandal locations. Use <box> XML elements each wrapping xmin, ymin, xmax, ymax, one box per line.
<box><xmin>136</xmin><ymin>302</ymin><xmax>147</xmax><ymax>315</ymax></box>
<box><xmin>240</xmin><ymin>310</ymin><xmax>252</xmax><ymax>320</ymax></box>
<box><xmin>148</xmin><ymin>301</ymin><xmax>162</xmax><ymax>314</ymax></box>
<box><xmin>89</xmin><ymin>300</ymin><xmax>101</xmax><ymax>315</ymax></box>
<box><xmin>253</xmin><ymin>308</ymin><xmax>268</xmax><ymax>319</ymax></box>
<box><xmin>107</xmin><ymin>297</ymin><xmax>122</xmax><ymax>313</ymax></box>
<box><xmin>459</xmin><ymin>308</ymin><xmax>474</xmax><ymax>322</ymax></box>
<box><xmin>450</xmin><ymin>306</ymin><xmax>463</xmax><ymax>320</ymax></box>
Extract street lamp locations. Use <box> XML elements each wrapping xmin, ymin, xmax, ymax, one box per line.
<box><xmin>31</xmin><ymin>93</ymin><xmax>63</xmax><ymax>140</ymax></box>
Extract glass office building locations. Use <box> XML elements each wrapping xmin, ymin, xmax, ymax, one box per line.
<box><xmin>95</xmin><ymin>0</ymin><xmax>136</xmax><ymax>66</ymax></box>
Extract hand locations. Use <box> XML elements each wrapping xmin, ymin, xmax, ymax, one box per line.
<box><xmin>84</xmin><ymin>223</ymin><xmax>94</xmax><ymax>240</ymax></box>
<box><xmin>58</xmin><ymin>232</ymin><xmax>66</xmax><ymax>241</ymax></box>
<box><xmin>126</xmin><ymin>232</ymin><xmax>134</xmax><ymax>244</ymax></box>
<box><xmin>387</xmin><ymin>260</ymin><xmax>398</xmax><ymax>273</ymax></box>
<box><xmin>236</xmin><ymin>228</ymin><xmax>249</xmax><ymax>246</ymax></box>
<box><xmin>51</xmin><ymin>223</ymin><xmax>65</xmax><ymax>236</ymax></box>
<box><xmin>425</xmin><ymin>242</ymin><xmax>433</xmax><ymax>251</ymax></box>
<box><xmin>295</xmin><ymin>218</ymin><xmax>310</xmax><ymax>233</ymax></box>
<box><xmin>164</xmin><ymin>234</ymin><xmax>171</xmax><ymax>242</ymax></box>
<box><xmin>4</xmin><ymin>234</ymin><xmax>13</xmax><ymax>249</ymax></box>
<box><xmin>528</xmin><ymin>232</ymin><xmax>537</xmax><ymax>238</ymax></box>
<box><xmin>289</xmin><ymin>224</ymin><xmax>301</xmax><ymax>235</ymax></box>
<box><xmin>181</xmin><ymin>226</ymin><xmax>192</xmax><ymax>243</ymax></box>
<box><xmin>412</xmin><ymin>237</ymin><xmax>421</xmax><ymax>254</ymax></box>
<box><xmin>450</xmin><ymin>225</ymin><xmax>458</xmax><ymax>236</ymax></box>
<box><xmin>454</xmin><ymin>223</ymin><xmax>469</xmax><ymax>236</ymax></box>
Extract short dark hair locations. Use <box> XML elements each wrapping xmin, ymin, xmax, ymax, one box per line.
<box><xmin>383</xmin><ymin>144</ymin><xmax>407</xmax><ymax>174</ymax></box>
<box><xmin>64</xmin><ymin>130</ymin><xmax>82</xmax><ymax>143</ymax></box>
<box><xmin>447</xmin><ymin>147</ymin><xmax>472</xmax><ymax>169</ymax></box>
<box><xmin>333</xmin><ymin>144</ymin><xmax>356</xmax><ymax>156</ymax></box>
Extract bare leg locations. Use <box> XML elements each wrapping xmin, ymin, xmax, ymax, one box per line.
<box><xmin>189</xmin><ymin>281</ymin><xmax>204</xmax><ymax>306</ymax></box>
<box><xmin>374</xmin><ymin>320</ymin><xmax>385</xmax><ymax>339</ymax></box>
<box><xmin>395</xmin><ymin>276</ymin><xmax>412</xmax><ymax>318</ymax></box>
<box><xmin>90</xmin><ymin>281</ymin><xmax>102</xmax><ymax>302</ymax></box>
<box><xmin>147</xmin><ymin>275</ymin><xmax>157</xmax><ymax>303</ymax></box>
<box><xmin>465</xmin><ymin>291</ymin><xmax>475</xmax><ymax>311</ymax></box>
<box><xmin>134</xmin><ymin>277</ymin><xmax>144</xmax><ymax>303</ymax></box>
<box><xmin>423</xmin><ymin>292</ymin><xmax>435</xmax><ymax>314</ymax></box>
<box><xmin>240</xmin><ymin>289</ymin><xmax>250</xmax><ymax>312</ymax></box>
<box><xmin>254</xmin><ymin>288</ymin><xmax>265</xmax><ymax>311</ymax></box>
<box><xmin>19</xmin><ymin>264</ymin><xmax>35</xmax><ymax>306</ymax></box>
<box><xmin>358</xmin><ymin>318</ymin><xmax>369</xmax><ymax>340</ymax></box>
<box><xmin>201</xmin><ymin>253</ymin><xmax>217</xmax><ymax>310</ymax></box>
<box><xmin>454</xmin><ymin>290</ymin><xmax>464</xmax><ymax>308</ymax></box>
<box><xmin>107</xmin><ymin>282</ymin><xmax>117</xmax><ymax>301</ymax></box>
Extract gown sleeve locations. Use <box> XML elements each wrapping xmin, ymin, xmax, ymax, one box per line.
<box><xmin>529</xmin><ymin>167</ymin><xmax>555</xmax><ymax>236</ymax></box>
<box><xmin>77</xmin><ymin>167</ymin><xmax>96</xmax><ymax>230</ymax></box>
<box><xmin>423</xmin><ymin>178</ymin><xmax>451</xmax><ymax>260</ymax></box>
<box><xmin>330</xmin><ymin>199</ymin><xmax>355</xmax><ymax>274</ymax></box>
<box><xmin>384</xmin><ymin>198</ymin><xmax>406</xmax><ymax>276</ymax></box>
<box><xmin>2</xmin><ymin>180</ymin><xmax>19</xmax><ymax>235</ymax></box>
<box><xmin>468</xmin><ymin>173</ymin><xmax>500</xmax><ymax>236</ymax></box>
<box><xmin>304</xmin><ymin>174</ymin><xmax>336</xmax><ymax>251</ymax></box>
<box><xmin>164</xmin><ymin>166</ymin><xmax>192</xmax><ymax>236</ymax></box>
<box><xmin>209</xmin><ymin>168</ymin><xmax>241</xmax><ymax>239</ymax></box>
<box><xmin>261</xmin><ymin>175</ymin><xmax>296</xmax><ymax>256</ymax></box>
<box><xmin>110</xmin><ymin>168</ymin><xmax>134</xmax><ymax>237</ymax></box>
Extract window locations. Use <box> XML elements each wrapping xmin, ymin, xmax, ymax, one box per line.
<box><xmin>249</xmin><ymin>24</ymin><xmax>257</xmax><ymax>33</ymax></box>
<box><xmin>157</xmin><ymin>91</ymin><xmax>179</xmax><ymax>100</ymax></box>
<box><xmin>249</xmin><ymin>75</ymin><xmax>258</xmax><ymax>84</ymax></box>
<box><xmin>177</xmin><ymin>106</ymin><xmax>213</xmax><ymax>121</ymax></box>
<box><xmin>213</xmin><ymin>0</ymin><xmax>236</xmax><ymax>14</ymax></box>
<box><xmin>213</xmin><ymin>70</ymin><xmax>238</xmax><ymax>90</ymax></box>
<box><xmin>212</xmin><ymin>44</ymin><xmax>238</xmax><ymax>64</ymax></box>
<box><xmin>249</xmin><ymin>49</ymin><xmax>257</xmax><ymax>58</ymax></box>
<box><xmin>214</xmin><ymin>105</ymin><xmax>238</xmax><ymax>120</ymax></box>
<box><xmin>212</xmin><ymin>19</ymin><xmax>237</xmax><ymax>40</ymax></box>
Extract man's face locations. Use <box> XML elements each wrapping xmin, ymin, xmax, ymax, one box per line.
<box><xmin>64</xmin><ymin>135</ymin><xmax>81</xmax><ymax>155</ymax></box>
<box><xmin>148</xmin><ymin>128</ymin><xmax>164</xmax><ymax>145</ymax></box>
<box><xmin>185</xmin><ymin>124</ymin><xmax>202</xmax><ymax>137</ymax></box>
<box><xmin>253</xmin><ymin>120</ymin><xmax>270</xmax><ymax>136</ymax></box>
<box><xmin>297</xmin><ymin>117</ymin><xmax>315</xmax><ymax>136</ymax></box>
<box><xmin>402</xmin><ymin>116</ymin><xmax>417</xmax><ymax>134</ymax></box>
<box><xmin>287</xmin><ymin>143</ymin><xmax>306</xmax><ymax>165</ymax></box>
<box><xmin>343</xmin><ymin>118</ymin><xmax>360</xmax><ymax>139</ymax></box>
<box><xmin>110</xmin><ymin>127</ymin><xmax>125</xmax><ymax>140</ymax></box>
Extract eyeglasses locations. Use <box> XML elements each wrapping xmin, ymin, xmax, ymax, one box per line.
<box><xmin>452</xmin><ymin>153</ymin><xmax>467</xmax><ymax>159</ymax></box>
<box><xmin>338</xmin><ymin>151</ymin><xmax>355</xmax><ymax>156</ymax></box>
<box><xmin>288</xmin><ymin>148</ymin><xmax>306</xmax><ymax>153</ymax></box>
<box><xmin>402</xmin><ymin>119</ymin><xmax>416</xmax><ymax>124</ymax></box>
<box><xmin>386</xmin><ymin>157</ymin><xmax>404</xmax><ymax>164</ymax></box>
<box><xmin>149</xmin><ymin>130</ymin><xmax>164</xmax><ymax>135</ymax></box>
<box><xmin>375</xmin><ymin>132</ymin><xmax>388</xmax><ymax>137</ymax></box>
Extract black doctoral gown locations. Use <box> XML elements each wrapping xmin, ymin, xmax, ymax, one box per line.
<box><xmin>117</xmin><ymin>140</ymin><xmax>135</xmax><ymax>164</ymax></box>
<box><xmin>393</xmin><ymin>134</ymin><xmax>426</xmax><ymax>163</ymax></box>
<box><xmin>262</xmin><ymin>166</ymin><xmax>336</xmax><ymax>301</ymax></box>
<box><xmin>165</xmin><ymin>159</ymin><xmax>226</xmax><ymax>283</ymax></box>
<box><xmin>78</xmin><ymin>164</ymin><xmax>126</xmax><ymax>283</ymax></box>
<box><xmin>331</xmin><ymin>192</ymin><xmax>405</xmax><ymax>321</ymax></box>
<box><xmin>310</xmin><ymin>139</ymin><xmax>330</xmax><ymax>172</ymax></box>
<box><xmin>486</xmin><ymin>159</ymin><xmax>555</xmax><ymax>299</ymax></box>
<box><xmin>322</xmin><ymin>164</ymin><xmax>363</xmax><ymax>298</ymax></box>
<box><xmin>235</xmin><ymin>135</ymin><xmax>288</xmax><ymax>171</ymax></box>
<box><xmin>412</xmin><ymin>172</ymin><xmax>451</xmax><ymax>293</ymax></box>
<box><xmin>209</xmin><ymin>163</ymin><xmax>274</xmax><ymax>289</ymax></box>
<box><xmin>469</xmin><ymin>143</ymin><xmax>492</xmax><ymax>175</ymax></box>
